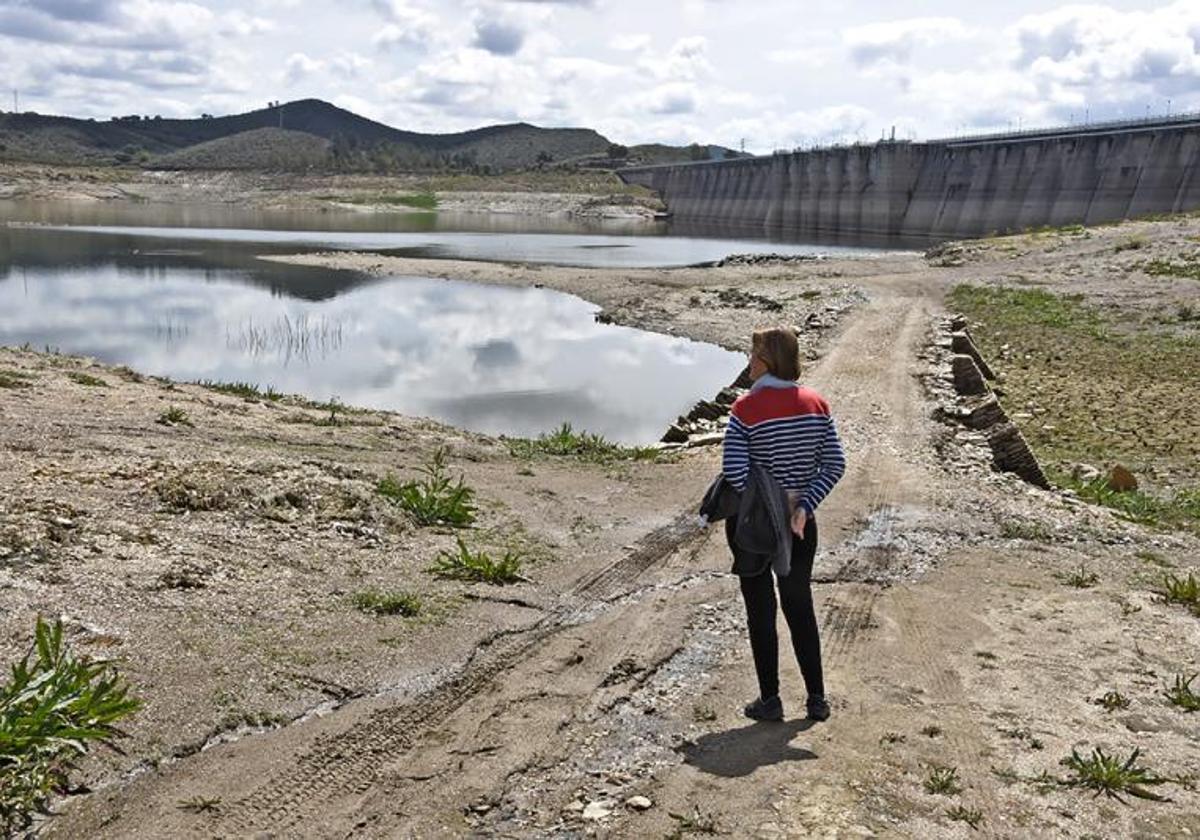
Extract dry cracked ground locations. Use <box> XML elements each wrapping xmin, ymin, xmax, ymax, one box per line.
<box><xmin>1</xmin><ymin>217</ymin><xmax>1199</xmax><ymax>839</ymax></box>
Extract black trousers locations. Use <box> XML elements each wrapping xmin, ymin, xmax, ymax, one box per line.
<box><xmin>727</xmin><ymin>517</ymin><xmax>824</xmax><ymax>701</ymax></box>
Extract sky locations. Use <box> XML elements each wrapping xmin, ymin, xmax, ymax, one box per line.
<box><xmin>1</xmin><ymin>0</ymin><xmax>1199</xmax><ymax>152</ymax></box>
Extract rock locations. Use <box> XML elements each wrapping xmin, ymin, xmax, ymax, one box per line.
<box><xmin>625</xmin><ymin>795</ymin><xmax>653</xmax><ymax>811</ymax></box>
<box><xmin>949</xmin><ymin>331</ymin><xmax>995</xmax><ymax>380</ymax></box>
<box><xmin>961</xmin><ymin>395</ymin><xmax>1006</xmax><ymax>430</ymax></box>
<box><xmin>564</xmin><ymin>800</ymin><xmax>585</xmax><ymax>813</ymax></box>
<box><xmin>582</xmin><ymin>801</ymin><xmax>614</xmax><ymax>821</ymax></box>
<box><xmin>951</xmin><ymin>355</ymin><xmax>988</xmax><ymax>396</ymax></box>
<box><xmin>660</xmin><ymin>423</ymin><xmax>689</xmax><ymax>444</ymax></box>
<box><xmin>1071</xmin><ymin>463</ymin><xmax>1101</xmax><ymax>483</ymax></box>
<box><xmin>987</xmin><ymin>422</ymin><xmax>1051</xmax><ymax>489</ymax></box>
<box><xmin>1105</xmin><ymin>465</ymin><xmax>1138</xmax><ymax>492</ymax></box>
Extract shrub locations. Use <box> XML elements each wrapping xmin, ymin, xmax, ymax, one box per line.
<box><xmin>1</xmin><ymin>618</ymin><xmax>140</xmax><ymax>833</ymax></box>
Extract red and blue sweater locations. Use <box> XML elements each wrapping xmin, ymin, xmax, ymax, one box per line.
<box><xmin>721</xmin><ymin>378</ymin><xmax>846</xmax><ymax>515</ymax></box>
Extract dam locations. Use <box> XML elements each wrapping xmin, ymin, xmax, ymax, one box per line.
<box><xmin>617</xmin><ymin>115</ymin><xmax>1200</xmax><ymax>242</ymax></box>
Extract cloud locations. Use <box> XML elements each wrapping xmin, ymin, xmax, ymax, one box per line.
<box><xmin>632</xmin><ymin>82</ymin><xmax>698</xmax><ymax>115</ymax></box>
<box><xmin>370</xmin><ymin>0</ymin><xmax>440</xmax><ymax>51</ymax></box>
<box><xmin>473</xmin><ymin>19</ymin><xmax>524</xmax><ymax>55</ymax></box>
<box><xmin>6</xmin><ymin>0</ymin><xmax>119</xmax><ymax>23</ymax></box>
<box><xmin>844</xmin><ymin>17</ymin><xmax>973</xmax><ymax>68</ymax></box>
<box><xmin>284</xmin><ymin>52</ymin><xmax>322</xmax><ymax>85</ymax></box>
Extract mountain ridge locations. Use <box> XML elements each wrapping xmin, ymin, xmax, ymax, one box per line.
<box><xmin>0</xmin><ymin>98</ymin><xmax>739</xmax><ymax>172</ymax></box>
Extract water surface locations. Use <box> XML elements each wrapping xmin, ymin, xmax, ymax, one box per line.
<box><xmin>0</xmin><ymin>224</ymin><xmax>745</xmax><ymax>443</ymax></box>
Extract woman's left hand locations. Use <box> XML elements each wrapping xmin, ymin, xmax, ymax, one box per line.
<box><xmin>791</xmin><ymin>507</ymin><xmax>807</xmax><ymax>537</ymax></box>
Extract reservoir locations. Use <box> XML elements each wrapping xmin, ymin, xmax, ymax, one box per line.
<box><xmin>0</xmin><ymin>201</ymin><xmax>891</xmax><ymax>442</ymax></box>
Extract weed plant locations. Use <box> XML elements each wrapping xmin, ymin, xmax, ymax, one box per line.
<box><xmin>1057</xmin><ymin>565</ymin><xmax>1099</xmax><ymax>588</ymax></box>
<box><xmin>429</xmin><ymin>536</ymin><xmax>524</xmax><ymax>585</ymax></box>
<box><xmin>0</xmin><ymin>370</ymin><xmax>34</xmax><ymax>389</ymax></box>
<box><xmin>1060</xmin><ymin>747</ymin><xmax>1167</xmax><ymax>802</ymax></box>
<box><xmin>924</xmin><ymin>765</ymin><xmax>963</xmax><ymax>795</ymax></box>
<box><xmin>67</xmin><ymin>371</ymin><xmax>107</xmax><ymax>387</ymax></box>
<box><xmin>1159</xmin><ymin>572</ymin><xmax>1200</xmax><ymax>615</ymax></box>
<box><xmin>0</xmin><ymin>618</ymin><xmax>140</xmax><ymax>833</ymax></box>
<box><xmin>1094</xmin><ymin>690</ymin><xmax>1131</xmax><ymax>712</ymax></box>
<box><xmin>507</xmin><ymin>422</ymin><xmax>662</xmax><ymax>463</ymax></box>
<box><xmin>1164</xmin><ymin>673</ymin><xmax>1200</xmax><ymax>712</ymax></box>
<box><xmin>351</xmin><ymin>590</ymin><xmax>422</xmax><ymax>617</ymax></box>
<box><xmin>177</xmin><ymin>796</ymin><xmax>222</xmax><ymax>813</ymax></box>
<box><xmin>1144</xmin><ymin>257</ymin><xmax>1200</xmax><ymax>281</ymax></box>
<box><xmin>199</xmin><ymin>380</ymin><xmax>282</xmax><ymax>401</ymax></box>
<box><xmin>378</xmin><ymin>448</ymin><xmax>477</xmax><ymax>527</ymax></box>
<box><xmin>1062</xmin><ymin>477</ymin><xmax>1200</xmax><ymax>532</ymax></box>
<box><xmin>157</xmin><ymin>406</ymin><xmax>193</xmax><ymax>427</ymax></box>
<box><xmin>945</xmin><ymin>805</ymin><xmax>984</xmax><ymax>830</ymax></box>
<box><xmin>667</xmin><ymin>806</ymin><xmax>719</xmax><ymax>836</ymax></box>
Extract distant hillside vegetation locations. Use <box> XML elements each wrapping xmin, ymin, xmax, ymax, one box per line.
<box><xmin>0</xmin><ymin>98</ymin><xmax>734</xmax><ymax>173</ymax></box>
<box><xmin>155</xmin><ymin>128</ymin><xmax>331</xmax><ymax>170</ymax></box>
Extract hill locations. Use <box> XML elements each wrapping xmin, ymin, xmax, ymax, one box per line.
<box><xmin>0</xmin><ymin>99</ymin><xmax>733</xmax><ymax>173</ymax></box>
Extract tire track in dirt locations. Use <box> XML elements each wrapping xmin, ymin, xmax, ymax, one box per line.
<box><xmin>215</xmin><ymin>511</ymin><xmax>712</xmax><ymax>834</ymax></box>
<box><xmin>887</xmin><ymin>585</ymin><xmax>1007</xmax><ymax>837</ymax></box>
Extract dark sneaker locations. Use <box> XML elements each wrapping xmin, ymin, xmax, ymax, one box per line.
<box><xmin>743</xmin><ymin>695</ymin><xmax>784</xmax><ymax>722</ymax></box>
<box><xmin>806</xmin><ymin>695</ymin><xmax>831</xmax><ymax>721</ymax></box>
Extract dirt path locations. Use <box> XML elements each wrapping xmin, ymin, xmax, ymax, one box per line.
<box><xmin>47</xmin><ymin>274</ymin><xmax>953</xmax><ymax>837</ymax></box>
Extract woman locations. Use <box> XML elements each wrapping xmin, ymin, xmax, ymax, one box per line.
<box><xmin>722</xmin><ymin>326</ymin><xmax>846</xmax><ymax>722</ymax></box>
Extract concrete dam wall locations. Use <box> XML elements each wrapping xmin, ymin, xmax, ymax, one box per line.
<box><xmin>617</xmin><ymin>118</ymin><xmax>1200</xmax><ymax>241</ymax></box>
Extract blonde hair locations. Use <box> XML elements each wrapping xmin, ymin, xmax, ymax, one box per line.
<box><xmin>752</xmin><ymin>326</ymin><xmax>801</xmax><ymax>381</ymax></box>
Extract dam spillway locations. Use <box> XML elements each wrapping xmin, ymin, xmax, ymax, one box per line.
<box><xmin>617</xmin><ymin>116</ymin><xmax>1200</xmax><ymax>241</ymax></box>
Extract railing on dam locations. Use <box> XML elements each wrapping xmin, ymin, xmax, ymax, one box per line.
<box><xmin>618</xmin><ymin>111</ymin><xmax>1200</xmax><ymax>174</ymax></box>
<box><xmin>931</xmin><ymin>111</ymin><xmax>1200</xmax><ymax>147</ymax></box>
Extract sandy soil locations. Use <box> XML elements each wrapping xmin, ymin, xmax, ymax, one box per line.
<box><xmin>2</xmin><ymin>220</ymin><xmax>1199</xmax><ymax>838</ymax></box>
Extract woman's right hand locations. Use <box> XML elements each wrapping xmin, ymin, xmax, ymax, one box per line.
<box><xmin>791</xmin><ymin>507</ymin><xmax>807</xmax><ymax>537</ymax></box>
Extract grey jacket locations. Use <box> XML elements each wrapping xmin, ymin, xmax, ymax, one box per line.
<box><xmin>698</xmin><ymin>463</ymin><xmax>794</xmax><ymax>578</ymax></box>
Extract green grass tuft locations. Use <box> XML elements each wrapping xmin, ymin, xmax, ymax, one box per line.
<box><xmin>945</xmin><ymin>804</ymin><xmax>984</xmax><ymax>830</ymax></box>
<box><xmin>383</xmin><ymin>192</ymin><xmax>437</xmax><ymax>210</ymax></box>
<box><xmin>157</xmin><ymin>406</ymin><xmax>193</xmax><ymax>427</ymax></box>
<box><xmin>351</xmin><ymin>589</ymin><xmax>422</xmax><ymax>617</ymax></box>
<box><xmin>199</xmin><ymin>380</ymin><xmax>282</xmax><ymax>401</ymax></box>
<box><xmin>0</xmin><ymin>369</ymin><xmax>35</xmax><ymax>389</ymax></box>
<box><xmin>67</xmin><ymin>371</ymin><xmax>107</xmax><ymax>387</ymax></box>
<box><xmin>0</xmin><ymin>617</ymin><xmax>140</xmax><ymax>833</ymax></box>
<box><xmin>1056</xmin><ymin>564</ymin><xmax>1099</xmax><ymax>588</ymax></box>
<box><xmin>429</xmin><ymin>536</ymin><xmax>524</xmax><ymax>585</ymax></box>
<box><xmin>1060</xmin><ymin>747</ymin><xmax>1167</xmax><ymax>802</ymax></box>
<box><xmin>1143</xmin><ymin>256</ymin><xmax>1200</xmax><ymax>281</ymax></box>
<box><xmin>923</xmin><ymin>765</ymin><xmax>963</xmax><ymax>795</ymax></box>
<box><xmin>1159</xmin><ymin>572</ymin><xmax>1200</xmax><ymax>616</ymax></box>
<box><xmin>507</xmin><ymin>422</ymin><xmax>662</xmax><ymax>463</ymax></box>
<box><xmin>377</xmin><ymin>447</ymin><xmax>477</xmax><ymax>527</ymax></box>
<box><xmin>1164</xmin><ymin>673</ymin><xmax>1200</xmax><ymax>712</ymax></box>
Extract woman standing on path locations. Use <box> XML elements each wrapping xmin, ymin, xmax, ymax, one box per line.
<box><xmin>722</xmin><ymin>326</ymin><xmax>846</xmax><ymax>722</ymax></box>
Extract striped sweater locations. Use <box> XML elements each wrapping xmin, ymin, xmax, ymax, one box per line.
<box><xmin>721</xmin><ymin>377</ymin><xmax>846</xmax><ymax>515</ymax></box>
